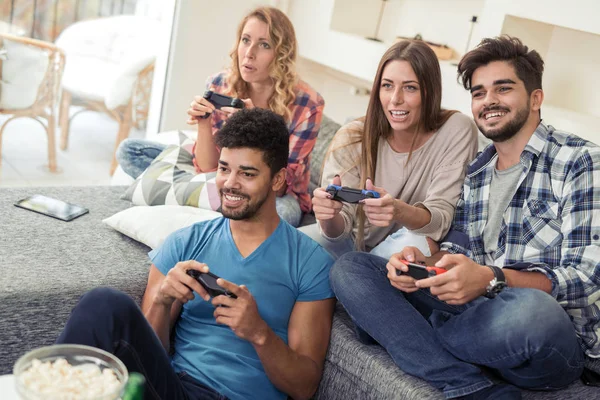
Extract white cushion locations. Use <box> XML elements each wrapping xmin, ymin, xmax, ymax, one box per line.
<box><xmin>0</xmin><ymin>38</ymin><xmax>49</xmax><ymax>109</ymax></box>
<box><xmin>103</xmin><ymin>205</ymin><xmax>221</xmax><ymax>249</ymax></box>
<box><xmin>56</xmin><ymin>15</ymin><xmax>160</xmax><ymax>108</ymax></box>
<box><xmin>60</xmin><ymin>55</ymin><xmax>117</xmax><ymax>102</ymax></box>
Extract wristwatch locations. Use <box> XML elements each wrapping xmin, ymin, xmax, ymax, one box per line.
<box><xmin>485</xmin><ymin>266</ymin><xmax>507</xmax><ymax>298</ymax></box>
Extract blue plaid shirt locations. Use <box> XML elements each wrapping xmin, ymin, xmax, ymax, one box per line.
<box><xmin>441</xmin><ymin>122</ymin><xmax>600</xmax><ymax>357</ymax></box>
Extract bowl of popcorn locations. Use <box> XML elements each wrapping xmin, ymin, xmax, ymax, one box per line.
<box><xmin>13</xmin><ymin>344</ymin><xmax>128</xmax><ymax>400</ymax></box>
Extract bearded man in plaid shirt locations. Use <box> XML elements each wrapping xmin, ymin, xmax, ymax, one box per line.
<box><xmin>330</xmin><ymin>35</ymin><xmax>600</xmax><ymax>400</ymax></box>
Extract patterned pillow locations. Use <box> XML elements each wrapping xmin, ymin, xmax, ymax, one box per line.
<box><xmin>122</xmin><ymin>131</ymin><xmax>221</xmax><ymax>211</ymax></box>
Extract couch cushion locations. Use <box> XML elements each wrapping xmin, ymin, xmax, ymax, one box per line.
<box><xmin>310</xmin><ymin>115</ymin><xmax>341</xmax><ymax>194</ymax></box>
<box><xmin>122</xmin><ymin>131</ymin><xmax>220</xmax><ymax>211</ymax></box>
<box><xmin>0</xmin><ymin>36</ymin><xmax>49</xmax><ymax>109</ymax></box>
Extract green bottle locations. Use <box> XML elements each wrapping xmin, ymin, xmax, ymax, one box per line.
<box><xmin>122</xmin><ymin>372</ymin><xmax>146</xmax><ymax>400</ymax></box>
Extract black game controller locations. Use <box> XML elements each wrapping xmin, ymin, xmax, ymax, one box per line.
<box><xmin>199</xmin><ymin>90</ymin><xmax>245</xmax><ymax>119</ymax></box>
<box><xmin>325</xmin><ymin>184</ymin><xmax>380</xmax><ymax>204</ymax></box>
<box><xmin>395</xmin><ymin>260</ymin><xmax>447</xmax><ymax>280</ymax></box>
<box><xmin>186</xmin><ymin>269</ymin><xmax>237</xmax><ymax>299</ymax></box>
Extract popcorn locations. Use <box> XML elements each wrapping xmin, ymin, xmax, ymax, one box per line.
<box><xmin>18</xmin><ymin>358</ymin><xmax>122</xmax><ymax>399</ymax></box>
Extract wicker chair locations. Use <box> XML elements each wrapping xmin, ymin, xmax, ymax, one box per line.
<box><xmin>0</xmin><ymin>33</ymin><xmax>65</xmax><ymax>172</ymax></box>
<box><xmin>56</xmin><ymin>14</ymin><xmax>160</xmax><ymax>175</ymax></box>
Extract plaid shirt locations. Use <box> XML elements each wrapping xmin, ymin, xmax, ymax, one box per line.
<box><xmin>441</xmin><ymin>122</ymin><xmax>600</xmax><ymax>357</ymax></box>
<box><xmin>192</xmin><ymin>71</ymin><xmax>325</xmax><ymax>213</ymax></box>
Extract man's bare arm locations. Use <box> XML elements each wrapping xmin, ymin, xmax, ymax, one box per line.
<box><xmin>141</xmin><ymin>265</ymin><xmax>183</xmax><ymax>351</ymax></box>
<box><xmin>254</xmin><ymin>299</ymin><xmax>336</xmax><ymax>400</ymax></box>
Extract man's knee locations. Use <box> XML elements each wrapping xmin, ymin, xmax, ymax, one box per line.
<box><xmin>495</xmin><ymin>288</ymin><xmax>573</xmax><ymax>344</ymax></box>
<box><xmin>78</xmin><ymin>287</ymin><xmax>138</xmax><ymax>319</ymax></box>
<box><xmin>330</xmin><ymin>252</ymin><xmax>386</xmax><ymax>293</ymax></box>
<box><xmin>115</xmin><ymin>139</ymin><xmax>133</xmax><ymax>164</ymax></box>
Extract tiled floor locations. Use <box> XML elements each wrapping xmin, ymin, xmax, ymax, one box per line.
<box><xmin>0</xmin><ymin>109</ymin><xmax>144</xmax><ymax>188</ymax></box>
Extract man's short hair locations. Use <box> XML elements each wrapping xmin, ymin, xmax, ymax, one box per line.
<box><xmin>457</xmin><ymin>35</ymin><xmax>545</xmax><ymax>95</ymax></box>
<box><xmin>215</xmin><ymin>108</ymin><xmax>289</xmax><ymax>177</ymax></box>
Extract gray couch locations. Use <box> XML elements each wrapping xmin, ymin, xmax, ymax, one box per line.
<box><xmin>1</xmin><ymin>116</ymin><xmax>599</xmax><ymax>399</ymax></box>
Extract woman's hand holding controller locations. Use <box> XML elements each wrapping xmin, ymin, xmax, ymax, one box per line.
<box><xmin>361</xmin><ymin>178</ymin><xmax>398</xmax><ymax>227</ymax></box>
<box><xmin>312</xmin><ymin>175</ymin><xmax>343</xmax><ymax>221</ymax></box>
<box><xmin>221</xmin><ymin>98</ymin><xmax>254</xmax><ymax>116</ymax></box>
<box><xmin>186</xmin><ymin>95</ymin><xmax>216</xmax><ymax>125</ymax></box>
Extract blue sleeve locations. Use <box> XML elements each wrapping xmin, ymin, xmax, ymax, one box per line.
<box><xmin>297</xmin><ymin>246</ymin><xmax>335</xmax><ymax>302</ymax></box>
<box><xmin>148</xmin><ymin>226</ymin><xmax>190</xmax><ymax>276</ymax></box>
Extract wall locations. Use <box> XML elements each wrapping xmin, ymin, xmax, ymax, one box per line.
<box><xmin>379</xmin><ymin>0</ymin><xmax>484</xmax><ymax>58</ymax></box>
<box><xmin>287</xmin><ymin>0</ymin><xmax>388</xmax><ymax>82</ymax></box>
<box><xmin>288</xmin><ymin>0</ymin><xmax>600</xmax><ymax>143</ymax></box>
<box><xmin>287</xmin><ymin>0</ymin><xmax>485</xmax><ymax>121</ymax></box>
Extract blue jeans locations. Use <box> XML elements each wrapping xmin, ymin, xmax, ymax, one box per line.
<box><xmin>330</xmin><ymin>252</ymin><xmax>585</xmax><ymax>399</ymax></box>
<box><xmin>116</xmin><ymin>138</ymin><xmax>303</xmax><ymax>227</ymax></box>
<box><xmin>57</xmin><ymin>288</ymin><xmax>228</xmax><ymax>400</ymax></box>
<box><xmin>116</xmin><ymin>138</ymin><xmax>168</xmax><ymax>179</ymax></box>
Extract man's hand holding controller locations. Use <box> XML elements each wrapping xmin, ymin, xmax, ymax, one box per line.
<box><xmin>154</xmin><ymin>260</ymin><xmax>212</xmax><ymax>307</ymax></box>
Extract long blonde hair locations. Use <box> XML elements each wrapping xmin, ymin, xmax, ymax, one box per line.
<box><xmin>352</xmin><ymin>40</ymin><xmax>457</xmax><ymax>249</ymax></box>
<box><xmin>226</xmin><ymin>7</ymin><xmax>297</xmax><ymax>122</ymax></box>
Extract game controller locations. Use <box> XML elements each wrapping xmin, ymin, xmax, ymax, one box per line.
<box><xmin>325</xmin><ymin>184</ymin><xmax>380</xmax><ymax>203</ymax></box>
<box><xmin>199</xmin><ymin>90</ymin><xmax>245</xmax><ymax>119</ymax></box>
<box><xmin>395</xmin><ymin>260</ymin><xmax>447</xmax><ymax>280</ymax></box>
<box><xmin>186</xmin><ymin>270</ymin><xmax>237</xmax><ymax>299</ymax></box>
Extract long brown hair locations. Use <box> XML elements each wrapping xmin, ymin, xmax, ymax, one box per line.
<box><xmin>355</xmin><ymin>40</ymin><xmax>457</xmax><ymax>249</ymax></box>
<box><xmin>226</xmin><ymin>7</ymin><xmax>297</xmax><ymax>122</ymax></box>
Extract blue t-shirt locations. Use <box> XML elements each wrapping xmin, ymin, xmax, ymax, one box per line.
<box><xmin>149</xmin><ymin>217</ymin><xmax>334</xmax><ymax>400</ymax></box>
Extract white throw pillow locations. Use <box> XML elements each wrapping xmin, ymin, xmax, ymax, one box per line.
<box><xmin>103</xmin><ymin>205</ymin><xmax>221</xmax><ymax>249</ymax></box>
<box><xmin>0</xmin><ymin>38</ymin><xmax>49</xmax><ymax>109</ymax></box>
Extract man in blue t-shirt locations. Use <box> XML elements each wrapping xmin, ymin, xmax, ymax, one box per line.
<box><xmin>57</xmin><ymin>108</ymin><xmax>336</xmax><ymax>400</ymax></box>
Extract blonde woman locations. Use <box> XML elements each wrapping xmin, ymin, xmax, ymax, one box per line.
<box><xmin>117</xmin><ymin>7</ymin><xmax>324</xmax><ymax>227</ymax></box>
<box><xmin>311</xmin><ymin>40</ymin><xmax>478</xmax><ymax>258</ymax></box>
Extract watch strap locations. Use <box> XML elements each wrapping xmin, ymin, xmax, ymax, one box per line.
<box><xmin>488</xmin><ymin>265</ymin><xmax>506</xmax><ymax>283</ymax></box>
<box><xmin>485</xmin><ymin>265</ymin><xmax>507</xmax><ymax>298</ymax></box>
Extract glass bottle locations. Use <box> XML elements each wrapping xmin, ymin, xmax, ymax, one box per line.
<box><xmin>122</xmin><ymin>372</ymin><xmax>146</xmax><ymax>400</ymax></box>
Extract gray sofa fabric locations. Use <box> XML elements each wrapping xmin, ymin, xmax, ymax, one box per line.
<box><xmin>2</xmin><ymin>187</ymin><xmax>600</xmax><ymax>398</ymax></box>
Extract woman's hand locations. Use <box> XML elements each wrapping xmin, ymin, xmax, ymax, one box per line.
<box><xmin>220</xmin><ymin>98</ymin><xmax>255</xmax><ymax>116</ymax></box>
<box><xmin>361</xmin><ymin>179</ymin><xmax>398</xmax><ymax>227</ymax></box>
<box><xmin>312</xmin><ymin>175</ymin><xmax>343</xmax><ymax>222</ymax></box>
<box><xmin>186</xmin><ymin>95</ymin><xmax>216</xmax><ymax>125</ymax></box>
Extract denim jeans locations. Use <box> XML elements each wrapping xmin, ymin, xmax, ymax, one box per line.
<box><xmin>57</xmin><ymin>288</ymin><xmax>228</xmax><ymax>400</ymax></box>
<box><xmin>330</xmin><ymin>252</ymin><xmax>585</xmax><ymax>399</ymax></box>
<box><xmin>116</xmin><ymin>138</ymin><xmax>303</xmax><ymax>227</ymax></box>
<box><xmin>116</xmin><ymin>138</ymin><xmax>168</xmax><ymax>179</ymax></box>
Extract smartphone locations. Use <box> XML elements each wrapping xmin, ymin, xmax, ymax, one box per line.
<box><xmin>14</xmin><ymin>194</ymin><xmax>89</xmax><ymax>222</ymax></box>
<box><xmin>396</xmin><ymin>260</ymin><xmax>447</xmax><ymax>279</ymax></box>
<box><xmin>186</xmin><ymin>270</ymin><xmax>237</xmax><ymax>299</ymax></box>
<box><xmin>581</xmin><ymin>368</ymin><xmax>600</xmax><ymax>387</ymax></box>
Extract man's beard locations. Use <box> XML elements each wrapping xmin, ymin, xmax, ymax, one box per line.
<box><xmin>219</xmin><ymin>189</ymin><xmax>268</xmax><ymax>220</ymax></box>
<box><xmin>476</xmin><ymin>104</ymin><xmax>529</xmax><ymax>143</ymax></box>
